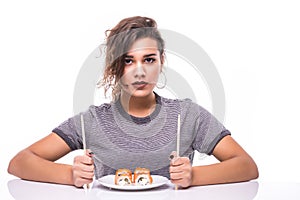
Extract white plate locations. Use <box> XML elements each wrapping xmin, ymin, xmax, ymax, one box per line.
<box><xmin>97</xmin><ymin>175</ymin><xmax>169</xmax><ymax>190</ymax></box>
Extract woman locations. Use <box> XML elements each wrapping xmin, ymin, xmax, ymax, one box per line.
<box><xmin>8</xmin><ymin>16</ymin><xmax>258</xmax><ymax>188</ymax></box>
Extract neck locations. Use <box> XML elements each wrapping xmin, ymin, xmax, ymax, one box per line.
<box><xmin>120</xmin><ymin>92</ymin><xmax>156</xmax><ymax>117</ymax></box>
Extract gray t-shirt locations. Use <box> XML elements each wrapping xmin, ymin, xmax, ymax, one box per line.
<box><xmin>53</xmin><ymin>94</ymin><xmax>230</xmax><ymax>179</ymax></box>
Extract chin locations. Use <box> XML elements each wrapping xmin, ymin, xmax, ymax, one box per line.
<box><xmin>125</xmin><ymin>89</ymin><xmax>153</xmax><ymax>99</ymax></box>
<box><xmin>132</xmin><ymin>90</ymin><xmax>153</xmax><ymax>98</ymax></box>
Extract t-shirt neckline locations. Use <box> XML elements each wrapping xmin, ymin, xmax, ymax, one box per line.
<box><xmin>115</xmin><ymin>92</ymin><xmax>162</xmax><ymax>124</ymax></box>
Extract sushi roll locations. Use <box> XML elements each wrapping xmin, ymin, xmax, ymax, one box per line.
<box><xmin>134</xmin><ymin>167</ymin><xmax>153</xmax><ymax>186</ymax></box>
<box><xmin>115</xmin><ymin>168</ymin><xmax>133</xmax><ymax>186</ymax></box>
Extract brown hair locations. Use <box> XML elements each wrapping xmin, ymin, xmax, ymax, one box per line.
<box><xmin>99</xmin><ymin>16</ymin><xmax>165</xmax><ymax>101</ymax></box>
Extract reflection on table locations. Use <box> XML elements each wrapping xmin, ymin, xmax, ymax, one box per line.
<box><xmin>8</xmin><ymin>179</ymin><xmax>260</xmax><ymax>200</ymax></box>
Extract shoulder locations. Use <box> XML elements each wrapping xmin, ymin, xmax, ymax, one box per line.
<box><xmin>160</xmin><ymin>96</ymin><xmax>207</xmax><ymax>115</ymax></box>
<box><xmin>89</xmin><ymin>103</ymin><xmax>112</xmax><ymax>112</ymax></box>
<box><xmin>81</xmin><ymin>103</ymin><xmax>113</xmax><ymax>119</ymax></box>
<box><xmin>160</xmin><ymin>95</ymin><xmax>191</xmax><ymax>106</ymax></box>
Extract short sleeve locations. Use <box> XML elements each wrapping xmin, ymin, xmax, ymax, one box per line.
<box><xmin>52</xmin><ymin>114</ymin><xmax>83</xmax><ymax>150</ymax></box>
<box><xmin>191</xmin><ymin>103</ymin><xmax>231</xmax><ymax>155</ymax></box>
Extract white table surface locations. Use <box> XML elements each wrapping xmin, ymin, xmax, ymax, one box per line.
<box><xmin>5</xmin><ymin>178</ymin><xmax>300</xmax><ymax>200</ymax></box>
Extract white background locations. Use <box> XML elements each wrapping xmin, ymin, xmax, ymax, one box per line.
<box><xmin>1</xmin><ymin>0</ymin><xmax>300</xmax><ymax>199</ymax></box>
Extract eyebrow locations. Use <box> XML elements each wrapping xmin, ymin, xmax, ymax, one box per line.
<box><xmin>125</xmin><ymin>53</ymin><xmax>157</xmax><ymax>58</ymax></box>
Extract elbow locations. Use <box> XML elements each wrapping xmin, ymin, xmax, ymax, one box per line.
<box><xmin>236</xmin><ymin>155</ymin><xmax>259</xmax><ymax>182</ymax></box>
<box><xmin>7</xmin><ymin>156</ymin><xmax>17</xmax><ymax>176</ymax></box>
<box><xmin>7</xmin><ymin>151</ymin><xmax>25</xmax><ymax>177</ymax></box>
<box><xmin>246</xmin><ymin>157</ymin><xmax>259</xmax><ymax>181</ymax></box>
<box><xmin>251</xmin><ymin>162</ymin><xmax>259</xmax><ymax>180</ymax></box>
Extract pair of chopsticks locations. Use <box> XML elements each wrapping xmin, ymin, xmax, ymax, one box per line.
<box><xmin>80</xmin><ymin>114</ymin><xmax>90</xmax><ymax>192</ymax></box>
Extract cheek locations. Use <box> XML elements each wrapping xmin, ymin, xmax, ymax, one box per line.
<box><xmin>149</xmin><ymin>67</ymin><xmax>161</xmax><ymax>78</ymax></box>
<box><xmin>121</xmin><ymin>67</ymin><xmax>132</xmax><ymax>79</ymax></box>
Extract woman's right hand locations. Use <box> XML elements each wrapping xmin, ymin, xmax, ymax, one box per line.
<box><xmin>72</xmin><ymin>151</ymin><xmax>94</xmax><ymax>187</ymax></box>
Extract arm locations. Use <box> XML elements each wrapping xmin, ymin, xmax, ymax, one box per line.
<box><xmin>170</xmin><ymin>135</ymin><xmax>259</xmax><ymax>187</ymax></box>
<box><xmin>191</xmin><ymin>135</ymin><xmax>259</xmax><ymax>185</ymax></box>
<box><xmin>7</xmin><ymin>133</ymin><xmax>94</xmax><ymax>186</ymax></box>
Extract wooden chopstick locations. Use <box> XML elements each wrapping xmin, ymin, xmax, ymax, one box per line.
<box><xmin>176</xmin><ymin>114</ymin><xmax>180</xmax><ymax>157</ymax></box>
<box><xmin>80</xmin><ymin>114</ymin><xmax>90</xmax><ymax>191</ymax></box>
<box><xmin>175</xmin><ymin>114</ymin><xmax>181</xmax><ymax>190</ymax></box>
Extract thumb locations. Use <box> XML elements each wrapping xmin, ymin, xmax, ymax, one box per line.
<box><xmin>84</xmin><ymin>149</ymin><xmax>94</xmax><ymax>157</ymax></box>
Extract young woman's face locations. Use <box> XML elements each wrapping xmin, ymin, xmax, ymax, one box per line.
<box><xmin>120</xmin><ymin>37</ymin><xmax>162</xmax><ymax>98</ymax></box>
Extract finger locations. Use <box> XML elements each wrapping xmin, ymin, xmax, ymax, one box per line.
<box><xmin>170</xmin><ymin>171</ymin><xmax>192</xmax><ymax>188</ymax></box>
<box><xmin>74</xmin><ymin>155</ymin><xmax>93</xmax><ymax>165</ymax></box>
<box><xmin>169</xmin><ymin>165</ymin><xmax>183</xmax><ymax>174</ymax></box>
<box><xmin>170</xmin><ymin>174</ymin><xmax>184</xmax><ymax>186</ymax></box>
<box><xmin>170</xmin><ymin>170</ymin><xmax>183</xmax><ymax>180</ymax></box>
<box><xmin>169</xmin><ymin>161</ymin><xmax>192</xmax><ymax>178</ymax></box>
<box><xmin>170</xmin><ymin>169</ymin><xmax>191</xmax><ymax>179</ymax></box>
<box><xmin>85</xmin><ymin>149</ymin><xmax>94</xmax><ymax>157</ymax></box>
<box><xmin>82</xmin><ymin>155</ymin><xmax>93</xmax><ymax>164</ymax></box>
<box><xmin>169</xmin><ymin>164</ymin><xmax>186</xmax><ymax>175</ymax></box>
<box><xmin>73</xmin><ymin>168</ymin><xmax>94</xmax><ymax>179</ymax></box>
<box><xmin>80</xmin><ymin>163</ymin><xmax>95</xmax><ymax>172</ymax></box>
<box><xmin>171</xmin><ymin>157</ymin><xmax>190</xmax><ymax>165</ymax></box>
<box><xmin>73</xmin><ymin>160</ymin><xmax>94</xmax><ymax>173</ymax></box>
<box><xmin>88</xmin><ymin>151</ymin><xmax>94</xmax><ymax>157</ymax></box>
<box><xmin>169</xmin><ymin>151</ymin><xmax>178</xmax><ymax>161</ymax></box>
<box><xmin>79</xmin><ymin>170</ymin><xmax>94</xmax><ymax>179</ymax></box>
<box><xmin>170</xmin><ymin>157</ymin><xmax>185</xmax><ymax>166</ymax></box>
<box><xmin>170</xmin><ymin>178</ymin><xmax>183</xmax><ymax>184</ymax></box>
<box><xmin>74</xmin><ymin>176</ymin><xmax>94</xmax><ymax>188</ymax></box>
<box><xmin>171</xmin><ymin>179</ymin><xmax>190</xmax><ymax>188</ymax></box>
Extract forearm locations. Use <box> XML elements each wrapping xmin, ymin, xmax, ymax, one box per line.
<box><xmin>8</xmin><ymin>149</ymin><xmax>74</xmax><ymax>185</ymax></box>
<box><xmin>191</xmin><ymin>156</ymin><xmax>258</xmax><ymax>186</ymax></box>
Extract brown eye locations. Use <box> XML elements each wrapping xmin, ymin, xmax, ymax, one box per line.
<box><xmin>145</xmin><ymin>58</ymin><xmax>155</xmax><ymax>63</ymax></box>
<box><xmin>124</xmin><ymin>59</ymin><xmax>133</xmax><ymax>65</ymax></box>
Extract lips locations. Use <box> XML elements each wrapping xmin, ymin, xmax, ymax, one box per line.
<box><xmin>132</xmin><ymin>81</ymin><xmax>148</xmax><ymax>85</ymax></box>
<box><xmin>132</xmin><ymin>81</ymin><xmax>148</xmax><ymax>89</ymax></box>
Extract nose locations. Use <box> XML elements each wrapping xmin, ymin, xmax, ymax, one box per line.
<box><xmin>134</xmin><ymin>61</ymin><xmax>146</xmax><ymax>78</ymax></box>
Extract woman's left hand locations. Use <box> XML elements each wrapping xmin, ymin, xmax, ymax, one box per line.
<box><xmin>169</xmin><ymin>156</ymin><xmax>193</xmax><ymax>188</ymax></box>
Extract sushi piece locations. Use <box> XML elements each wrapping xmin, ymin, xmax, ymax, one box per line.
<box><xmin>133</xmin><ymin>167</ymin><xmax>153</xmax><ymax>186</ymax></box>
<box><xmin>115</xmin><ymin>168</ymin><xmax>133</xmax><ymax>186</ymax></box>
